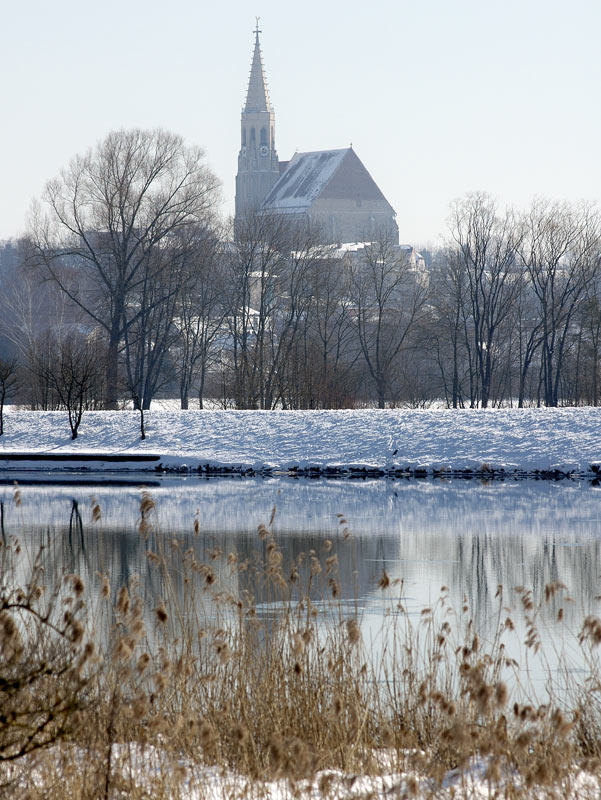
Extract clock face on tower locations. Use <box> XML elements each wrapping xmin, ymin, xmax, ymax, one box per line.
<box><xmin>259</xmin><ymin>145</ymin><xmax>269</xmax><ymax>157</ymax></box>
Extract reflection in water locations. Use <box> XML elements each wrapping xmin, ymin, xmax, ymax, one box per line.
<box><xmin>2</xmin><ymin>474</ymin><xmax>601</xmax><ymax>693</ymax></box>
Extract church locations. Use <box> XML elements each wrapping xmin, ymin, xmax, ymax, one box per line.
<box><xmin>235</xmin><ymin>26</ymin><xmax>400</xmax><ymax>245</ymax></box>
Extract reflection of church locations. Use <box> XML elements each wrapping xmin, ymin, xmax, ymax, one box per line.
<box><xmin>235</xmin><ymin>25</ymin><xmax>399</xmax><ymax>245</ymax></box>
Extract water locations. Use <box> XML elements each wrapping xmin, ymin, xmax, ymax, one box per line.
<box><xmin>2</xmin><ymin>474</ymin><xmax>601</xmax><ymax>699</ymax></box>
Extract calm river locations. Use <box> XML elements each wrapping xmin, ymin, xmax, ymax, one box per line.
<box><xmin>2</xmin><ymin>474</ymin><xmax>601</xmax><ymax>698</ymax></box>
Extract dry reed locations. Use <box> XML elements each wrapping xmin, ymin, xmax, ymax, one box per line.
<box><xmin>1</xmin><ymin>491</ymin><xmax>601</xmax><ymax>798</ymax></box>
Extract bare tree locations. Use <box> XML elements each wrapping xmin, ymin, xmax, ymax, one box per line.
<box><xmin>265</xmin><ymin>221</ymin><xmax>334</xmax><ymax>409</ymax></box>
<box><xmin>303</xmin><ymin>252</ymin><xmax>359</xmax><ymax>408</ymax></box>
<box><xmin>174</xmin><ymin>225</ymin><xmax>228</xmax><ymax>409</ymax></box>
<box><xmin>510</xmin><ymin>276</ymin><xmax>543</xmax><ymax>407</ymax></box>
<box><xmin>221</xmin><ymin>212</ymin><xmax>346</xmax><ymax>409</ymax></box>
<box><xmin>30</xmin><ymin>129</ymin><xmax>220</xmax><ymax>408</ymax></box>
<box><xmin>224</xmin><ymin>210</ymin><xmax>290</xmax><ymax>409</ymax></box>
<box><xmin>350</xmin><ymin>234</ymin><xmax>428</xmax><ymax>409</ymax></box>
<box><xmin>0</xmin><ymin>246</ymin><xmax>81</xmax><ymax>410</ymax></box>
<box><xmin>0</xmin><ymin>246</ymin><xmax>99</xmax><ymax>420</ymax></box>
<box><xmin>38</xmin><ymin>333</ymin><xmax>104</xmax><ymax>439</ymax></box>
<box><xmin>0</xmin><ymin>357</ymin><xmax>18</xmax><ymax>435</ymax></box>
<box><xmin>519</xmin><ymin>200</ymin><xmax>601</xmax><ymax>406</ymax></box>
<box><xmin>449</xmin><ymin>193</ymin><xmax>523</xmax><ymax>408</ymax></box>
<box><xmin>578</xmin><ymin>280</ymin><xmax>601</xmax><ymax>405</ymax></box>
<box><xmin>126</xmin><ymin>380</ymin><xmax>147</xmax><ymax>440</ymax></box>
<box><xmin>428</xmin><ymin>247</ymin><xmax>473</xmax><ymax>408</ymax></box>
<box><xmin>121</xmin><ymin>244</ymin><xmax>181</xmax><ymax>410</ymax></box>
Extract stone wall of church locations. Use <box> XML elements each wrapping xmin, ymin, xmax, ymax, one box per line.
<box><xmin>235</xmin><ymin>169</ymin><xmax>280</xmax><ymax>219</ymax></box>
<box><xmin>310</xmin><ymin>197</ymin><xmax>399</xmax><ymax>244</ymax></box>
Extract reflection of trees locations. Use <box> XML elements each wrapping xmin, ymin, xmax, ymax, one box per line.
<box><xmin>390</xmin><ymin>527</ymin><xmax>601</xmax><ymax>632</ymax></box>
<box><xmin>234</xmin><ymin>531</ymin><xmax>400</xmax><ymax>609</ymax></box>
<box><xmin>68</xmin><ymin>500</ymin><xmax>84</xmax><ymax>557</ymax></box>
<box><xmin>3</xmin><ymin>479</ymin><xmax>601</xmax><ymax>648</ymax></box>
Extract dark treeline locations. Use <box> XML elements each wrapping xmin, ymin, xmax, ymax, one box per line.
<box><xmin>2</xmin><ymin>130</ymin><xmax>601</xmax><ymax>413</ymax></box>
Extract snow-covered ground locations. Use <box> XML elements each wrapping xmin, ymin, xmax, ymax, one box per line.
<box><xmin>8</xmin><ymin>745</ymin><xmax>601</xmax><ymax>800</ymax></box>
<box><xmin>0</xmin><ymin>407</ymin><xmax>600</xmax><ymax>475</ymax></box>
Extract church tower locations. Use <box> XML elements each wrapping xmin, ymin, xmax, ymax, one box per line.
<box><xmin>235</xmin><ymin>22</ymin><xmax>280</xmax><ymax>226</ymax></box>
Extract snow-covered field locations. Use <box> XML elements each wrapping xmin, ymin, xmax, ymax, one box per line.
<box><xmin>0</xmin><ymin>407</ymin><xmax>600</xmax><ymax>475</ymax></box>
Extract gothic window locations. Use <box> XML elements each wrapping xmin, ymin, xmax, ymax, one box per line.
<box><xmin>250</xmin><ymin>128</ymin><xmax>256</xmax><ymax>145</ymax></box>
<box><xmin>260</xmin><ymin>127</ymin><xmax>267</xmax><ymax>145</ymax></box>
<box><xmin>242</xmin><ymin>128</ymin><xmax>247</xmax><ymax>146</ymax></box>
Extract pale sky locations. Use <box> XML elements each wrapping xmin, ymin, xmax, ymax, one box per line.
<box><xmin>2</xmin><ymin>0</ymin><xmax>601</xmax><ymax>247</ymax></box>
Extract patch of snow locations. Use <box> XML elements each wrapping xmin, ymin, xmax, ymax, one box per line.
<box><xmin>0</xmin><ymin>408</ymin><xmax>599</xmax><ymax>475</ymax></box>
<box><xmin>263</xmin><ymin>149</ymin><xmax>348</xmax><ymax>211</ymax></box>
<box><xmin>10</xmin><ymin>743</ymin><xmax>601</xmax><ymax>799</ymax></box>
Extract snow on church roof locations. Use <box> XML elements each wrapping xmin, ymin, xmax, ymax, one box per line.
<box><xmin>262</xmin><ymin>149</ymin><xmax>349</xmax><ymax>212</ymax></box>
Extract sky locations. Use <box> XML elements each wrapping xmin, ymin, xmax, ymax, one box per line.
<box><xmin>2</xmin><ymin>0</ymin><xmax>601</xmax><ymax>247</ymax></box>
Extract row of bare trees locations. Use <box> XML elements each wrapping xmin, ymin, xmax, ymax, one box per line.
<box><xmin>0</xmin><ymin>219</ymin><xmax>429</xmax><ymax>413</ymax></box>
<box><xmin>430</xmin><ymin>194</ymin><xmax>601</xmax><ymax>408</ymax></box>
<box><xmin>2</xmin><ymin>129</ymin><xmax>601</xmax><ymax>413</ymax></box>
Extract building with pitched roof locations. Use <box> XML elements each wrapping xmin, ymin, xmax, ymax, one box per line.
<box><xmin>235</xmin><ymin>26</ymin><xmax>399</xmax><ymax>245</ymax></box>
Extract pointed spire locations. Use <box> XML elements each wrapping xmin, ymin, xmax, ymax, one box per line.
<box><xmin>244</xmin><ymin>20</ymin><xmax>272</xmax><ymax>113</ymax></box>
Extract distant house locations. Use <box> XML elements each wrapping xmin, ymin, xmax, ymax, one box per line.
<box><xmin>234</xmin><ymin>27</ymin><xmax>399</xmax><ymax>246</ymax></box>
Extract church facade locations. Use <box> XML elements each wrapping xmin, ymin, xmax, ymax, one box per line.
<box><xmin>235</xmin><ymin>28</ymin><xmax>399</xmax><ymax>245</ymax></box>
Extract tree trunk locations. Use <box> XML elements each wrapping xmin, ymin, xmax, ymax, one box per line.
<box><xmin>452</xmin><ymin>336</ymin><xmax>459</xmax><ymax>409</ymax></box>
<box><xmin>198</xmin><ymin>367</ymin><xmax>206</xmax><ymax>410</ymax></box>
<box><xmin>105</xmin><ymin>325</ymin><xmax>121</xmax><ymax>410</ymax></box>
<box><xmin>518</xmin><ymin>372</ymin><xmax>525</xmax><ymax>408</ymax></box>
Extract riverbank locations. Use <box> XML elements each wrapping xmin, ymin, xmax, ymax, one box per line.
<box><xmin>0</xmin><ymin>407</ymin><xmax>600</xmax><ymax>476</ymax></box>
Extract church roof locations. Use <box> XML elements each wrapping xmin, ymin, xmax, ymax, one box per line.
<box><xmin>262</xmin><ymin>148</ymin><xmax>395</xmax><ymax>214</ymax></box>
<box><xmin>244</xmin><ymin>30</ymin><xmax>272</xmax><ymax>113</ymax></box>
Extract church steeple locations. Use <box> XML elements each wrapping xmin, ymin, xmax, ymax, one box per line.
<box><xmin>244</xmin><ymin>22</ymin><xmax>272</xmax><ymax>113</ymax></box>
<box><xmin>235</xmin><ymin>21</ymin><xmax>280</xmax><ymax>226</ymax></box>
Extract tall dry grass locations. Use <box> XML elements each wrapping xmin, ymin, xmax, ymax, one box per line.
<box><xmin>1</xmin><ymin>488</ymin><xmax>601</xmax><ymax>798</ymax></box>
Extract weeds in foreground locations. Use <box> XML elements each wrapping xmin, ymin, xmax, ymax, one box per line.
<box><xmin>1</xmin><ymin>492</ymin><xmax>601</xmax><ymax>798</ymax></box>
